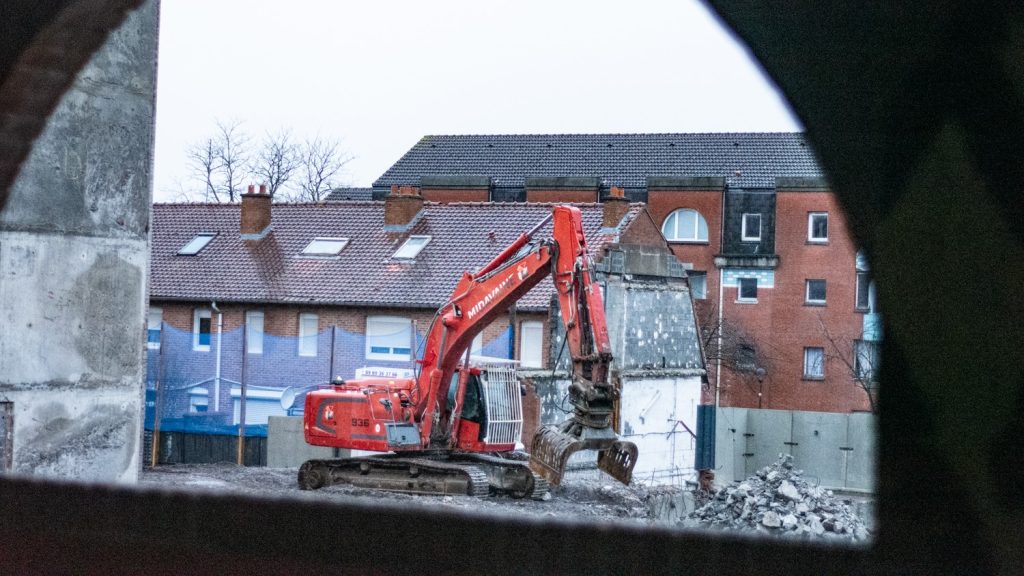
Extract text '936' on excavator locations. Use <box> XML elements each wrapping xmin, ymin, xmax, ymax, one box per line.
<box><xmin>297</xmin><ymin>205</ymin><xmax>638</xmax><ymax>499</ymax></box>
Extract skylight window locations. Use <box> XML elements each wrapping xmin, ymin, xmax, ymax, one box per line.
<box><xmin>301</xmin><ymin>237</ymin><xmax>349</xmax><ymax>256</ymax></box>
<box><xmin>177</xmin><ymin>233</ymin><xmax>216</xmax><ymax>255</ymax></box>
<box><xmin>392</xmin><ymin>235</ymin><xmax>431</xmax><ymax>260</ymax></box>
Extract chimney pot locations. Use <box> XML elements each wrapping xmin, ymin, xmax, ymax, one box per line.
<box><xmin>241</xmin><ymin>185</ymin><xmax>272</xmax><ymax>238</ymax></box>
<box><xmin>384</xmin><ymin>185</ymin><xmax>424</xmax><ymax>228</ymax></box>
<box><xmin>602</xmin><ymin>186</ymin><xmax>630</xmax><ymax>228</ymax></box>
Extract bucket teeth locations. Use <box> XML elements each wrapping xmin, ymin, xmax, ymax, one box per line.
<box><xmin>528</xmin><ymin>426</ymin><xmax>638</xmax><ymax>487</ymax></box>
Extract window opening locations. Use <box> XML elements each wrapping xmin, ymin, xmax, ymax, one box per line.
<box><xmin>366</xmin><ymin>316</ymin><xmax>413</xmax><ymax>361</ymax></box>
<box><xmin>393</xmin><ymin>235</ymin><xmax>431</xmax><ymax>259</ymax></box>
<box><xmin>298</xmin><ymin>313</ymin><xmax>319</xmax><ymax>357</ymax></box>
<box><xmin>301</xmin><ymin>237</ymin><xmax>349</xmax><ymax>256</ymax></box>
<box><xmin>177</xmin><ymin>233</ymin><xmax>216</xmax><ymax>255</ymax></box>
<box><xmin>805</xmin><ymin>279</ymin><xmax>827</xmax><ymax>304</ymax></box>
<box><xmin>246</xmin><ymin>310</ymin><xmax>264</xmax><ymax>355</ymax></box>
<box><xmin>741</xmin><ymin>213</ymin><xmax>762</xmax><ymax>241</ymax></box>
<box><xmin>738</xmin><ymin>277</ymin><xmax>758</xmax><ymax>302</ymax></box>
<box><xmin>808</xmin><ymin>212</ymin><xmax>828</xmax><ymax>242</ymax></box>
<box><xmin>520</xmin><ymin>321</ymin><xmax>544</xmax><ymax>368</ymax></box>
<box><xmin>803</xmin><ymin>347</ymin><xmax>825</xmax><ymax>378</ymax></box>
<box><xmin>192</xmin><ymin>309</ymin><xmax>211</xmax><ymax>351</ymax></box>
<box><xmin>662</xmin><ymin>208</ymin><xmax>709</xmax><ymax>242</ymax></box>
<box><xmin>688</xmin><ymin>271</ymin><xmax>707</xmax><ymax>299</ymax></box>
<box><xmin>147</xmin><ymin>307</ymin><xmax>162</xmax><ymax>349</ymax></box>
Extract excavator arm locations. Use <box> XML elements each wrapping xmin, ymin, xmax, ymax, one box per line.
<box><xmin>411</xmin><ymin>205</ymin><xmax>637</xmax><ymax>485</ymax></box>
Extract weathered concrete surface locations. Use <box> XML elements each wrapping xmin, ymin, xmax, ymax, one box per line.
<box><xmin>0</xmin><ymin>0</ymin><xmax>157</xmax><ymax>483</ymax></box>
<box><xmin>266</xmin><ymin>416</ymin><xmax>343</xmax><ymax>468</ymax></box>
<box><xmin>714</xmin><ymin>407</ymin><xmax>876</xmax><ymax>492</ymax></box>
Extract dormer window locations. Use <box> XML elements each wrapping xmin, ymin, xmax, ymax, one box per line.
<box><xmin>741</xmin><ymin>213</ymin><xmax>762</xmax><ymax>241</ymax></box>
<box><xmin>392</xmin><ymin>235</ymin><xmax>431</xmax><ymax>260</ymax></box>
<box><xmin>177</xmin><ymin>233</ymin><xmax>216</xmax><ymax>255</ymax></box>
<box><xmin>301</xmin><ymin>237</ymin><xmax>349</xmax><ymax>257</ymax></box>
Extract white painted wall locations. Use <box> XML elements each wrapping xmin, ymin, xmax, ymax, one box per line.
<box><xmin>618</xmin><ymin>375</ymin><xmax>703</xmax><ymax>486</ymax></box>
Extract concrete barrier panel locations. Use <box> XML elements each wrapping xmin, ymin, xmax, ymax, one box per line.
<box><xmin>846</xmin><ymin>413</ymin><xmax>877</xmax><ymax>491</ymax></box>
<box><xmin>747</xmin><ymin>409</ymin><xmax>792</xmax><ymax>475</ymax></box>
<box><xmin>267</xmin><ymin>417</ymin><xmax>341</xmax><ymax>468</ymax></box>
<box><xmin>792</xmin><ymin>411</ymin><xmax>847</xmax><ymax>488</ymax></box>
<box><xmin>715</xmin><ymin>407</ymin><xmax>749</xmax><ymax>482</ymax></box>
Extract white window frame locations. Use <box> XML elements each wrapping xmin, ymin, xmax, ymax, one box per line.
<box><xmin>805</xmin><ymin>279</ymin><xmax>827</xmax><ymax>305</ymax></box>
<box><xmin>803</xmin><ymin>347</ymin><xmax>825</xmax><ymax>379</ymax></box>
<box><xmin>661</xmin><ymin>209</ymin><xmax>709</xmax><ymax>243</ymax></box>
<box><xmin>301</xmin><ymin>237</ymin><xmax>349</xmax><ymax>257</ymax></box>
<box><xmin>147</xmin><ymin>307</ymin><xmax>162</xmax><ymax>350</ymax></box>
<box><xmin>520</xmin><ymin>321</ymin><xmax>544</xmax><ymax>368</ymax></box>
<box><xmin>393</xmin><ymin>235</ymin><xmax>431</xmax><ymax>260</ymax></box>
<box><xmin>471</xmin><ymin>333</ymin><xmax>484</xmax><ymax>356</ymax></box>
<box><xmin>688</xmin><ymin>271</ymin><xmax>707</xmax><ymax>300</ymax></box>
<box><xmin>298</xmin><ymin>313</ymin><xmax>319</xmax><ymax>357</ymax></box>
<box><xmin>854</xmin><ymin>340</ymin><xmax>879</xmax><ymax>380</ymax></box>
<box><xmin>246</xmin><ymin>310</ymin><xmax>264</xmax><ymax>355</ymax></box>
<box><xmin>856</xmin><ymin>272</ymin><xmax>875</xmax><ymax>311</ymax></box>
<box><xmin>737</xmin><ymin>277</ymin><xmax>758</xmax><ymax>302</ymax></box>
<box><xmin>808</xmin><ymin>212</ymin><xmax>829</xmax><ymax>242</ymax></box>
<box><xmin>365</xmin><ymin>316</ymin><xmax>413</xmax><ymax>361</ymax></box>
<box><xmin>178</xmin><ymin>233</ymin><xmax>216</xmax><ymax>255</ymax></box>
<box><xmin>192</xmin><ymin>308</ymin><xmax>212</xmax><ymax>352</ymax></box>
<box><xmin>741</xmin><ymin>213</ymin><xmax>762</xmax><ymax>241</ymax></box>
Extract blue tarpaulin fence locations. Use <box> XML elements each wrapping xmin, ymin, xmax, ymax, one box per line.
<box><xmin>145</xmin><ymin>322</ymin><xmax>512</xmax><ymax>442</ymax></box>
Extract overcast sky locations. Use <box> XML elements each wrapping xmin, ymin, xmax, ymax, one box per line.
<box><xmin>152</xmin><ymin>0</ymin><xmax>801</xmax><ymax>202</ymax></box>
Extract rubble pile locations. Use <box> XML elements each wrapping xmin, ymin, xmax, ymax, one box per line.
<box><xmin>687</xmin><ymin>454</ymin><xmax>870</xmax><ymax>541</ymax></box>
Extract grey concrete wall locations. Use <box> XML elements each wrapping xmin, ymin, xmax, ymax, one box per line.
<box><xmin>266</xmin><ymin>416</ymin><xmax>343</xmax><ymax>468</ymax></box>
<box><xmin>714</xmin><ymin>407</ymin><xmax>876</xmax><ymax>492</ymax></box>
<box><xmin>0</xmin><ymin>1</ymin><xmax>157</xmax><ymax>483</ymax></box>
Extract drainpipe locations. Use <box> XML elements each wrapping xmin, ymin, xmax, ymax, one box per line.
<box><xmin>211</xmin><ymin>301</ymin><xmax>223</xmax><ymax>413</ymax></box>
<box><xmin>716</xmin><ymin>270</ymin><xmax>724</xmax><ymax>407</ymax></box>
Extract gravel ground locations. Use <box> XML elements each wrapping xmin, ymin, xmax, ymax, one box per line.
<box><xmin>140</xmin><ymin>462</ymin><xmax>874</xmax><ymax>539</ymax></box>
<box><xmin>140</xmin><ymin>463</ymin><xmax>659</xmax><ymax>525</ymax></box>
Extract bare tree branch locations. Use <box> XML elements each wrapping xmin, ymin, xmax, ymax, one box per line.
<box><xmin>185</xmin><ymin>137</ymin><xmax>221</xmax><ymax>202</ymax></box>
<box><xmin>214</xmin><ymin>120</ymin><xmax>251</xmax><ymax>203</ymax></box>
<box><xmin>816</xmin><ymin>314</ymin><xmax>879</xmax><ymax>412</ymax></box>
<box><xmin>250</xmin><ymin>129</ymin><xmax>300</xmax><ymax>198</ymax></box>
<box><xmin>291</xmin><ymin>136</ymin><xmax>353</xmax><ymax>202</ymax></box>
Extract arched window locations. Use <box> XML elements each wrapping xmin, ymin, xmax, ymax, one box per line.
<box><xmin>662</xmin><ymin>209</ymin><xmax>709</xmax><ymax>242</ymax></box>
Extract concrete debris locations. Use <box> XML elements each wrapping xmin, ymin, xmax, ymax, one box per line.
<box><xmin>686</xmin><ymin>454</ymin><xmax>871</xmax><ymax>542</ymax></box>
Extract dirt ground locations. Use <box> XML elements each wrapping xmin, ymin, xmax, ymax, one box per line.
<box><xmin>139</xmin><ymin>463</ymin><xmax>874</xmax><ymax>539</ymax></box>
<box><xmin>140</xmin><ymin>463</ymin><xmax>660</xmax><ymax>525</ymax></box>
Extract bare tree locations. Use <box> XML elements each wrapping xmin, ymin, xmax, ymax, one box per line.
<box><xmin>292</xmin><ymin>136</ymin><xmax>352</xmax><ymax>202</ymax></box>
<box><xmin>250</xmin><ymin>129</ymin><xmax>300</xmax><ymax>198</ymax></box>
<box><xmin>213</xmin><ymin>120</ymin><xmax>250</xmax><ymax>203</ymax></box>
<box><xmin>185</xmin><ymin>137</ymin><xmax>221</xmax><ymax>202</ymax></box>
<box><xmin>697</xmin><ymin>303</ymin><xmax>780</xmax><ymax>406</ymax></box>
<box><xmin>184</xmin><ymin>120</ymin><xmax>251</xmax><ymax>203</ymax></box>
<box><xmin>817</xmin><ymin>315</ymin><xmax>879</xmax><ymax>412</ymax></box>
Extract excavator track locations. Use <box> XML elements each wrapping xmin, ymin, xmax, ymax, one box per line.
<box><xmin>453</xmin><ymin>452</ymin><xmax>550</xmax><ymax>500</ymax></box>
<box><xmin>298</xmin><ymin>454</ymin><xmax>490</xmax><ymax>497</ymax></box>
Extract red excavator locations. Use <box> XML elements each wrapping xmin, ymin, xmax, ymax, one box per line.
<box><xmin>298</xmin><ymin>205</ymin><xmax>637</xmax><ymax>498</ymax></box>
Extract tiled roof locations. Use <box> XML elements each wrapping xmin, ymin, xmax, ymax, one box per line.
<box><xmin>150</xmin><ymin>202</ymin><xmax>642</xmax><ymax>311</ymax></box>
<box><xmin>374</xmin><ymin>133</ymin><xmax>823</xmax><ymax>190</ymax></box>
<box><xmin>325</xmin><ymin>187</ymin><xmax>374</xmax><ymax>201</ymax></box>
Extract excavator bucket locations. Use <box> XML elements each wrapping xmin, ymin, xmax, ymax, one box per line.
<box><xmin>529</xmin><ymin>425</ymin><xmax>638</xmax><ymax>486</ymax></box>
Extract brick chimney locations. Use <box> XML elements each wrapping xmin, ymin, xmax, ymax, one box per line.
<box><xmin>602</xmin><ymin>186</ymin><xmax>630</xmax><ymax>228</ymax></box>
<box><xmin>240</xmin><ymin>184</ymin><xmax>272</xmax><ymax>239</ymax></box>
<box><xmin>384</xmin><ymin>185</ymin><xmax>424</xmax><ymax>230</ymax></box>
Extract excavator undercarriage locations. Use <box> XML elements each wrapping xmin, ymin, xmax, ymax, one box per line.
<box><xmin>298</xmin><ymin>451</ymin><xmax>548</xmax><ymax>500</ymax></box>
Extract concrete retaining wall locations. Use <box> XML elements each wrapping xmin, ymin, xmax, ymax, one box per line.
<box><xmin>715</xmin><ymin>407</ymin><xmax>876</xmax><ymax>492</ymax></box>
<box><xmin>0</xmin><ymin>1</ymin><xmax>157</xmax><ymax>483</ymax></box>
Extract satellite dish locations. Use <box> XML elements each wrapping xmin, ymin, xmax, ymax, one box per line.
<box><xmin>280</xmin><ymin>387</ymin><xmax>297</xmax><ymax>410</ymax></box>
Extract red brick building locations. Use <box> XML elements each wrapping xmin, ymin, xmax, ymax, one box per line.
<box><xmin>365</xmin><ymin>133</ymin><xmax>880</xmax><ymax>413</ymax></box>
